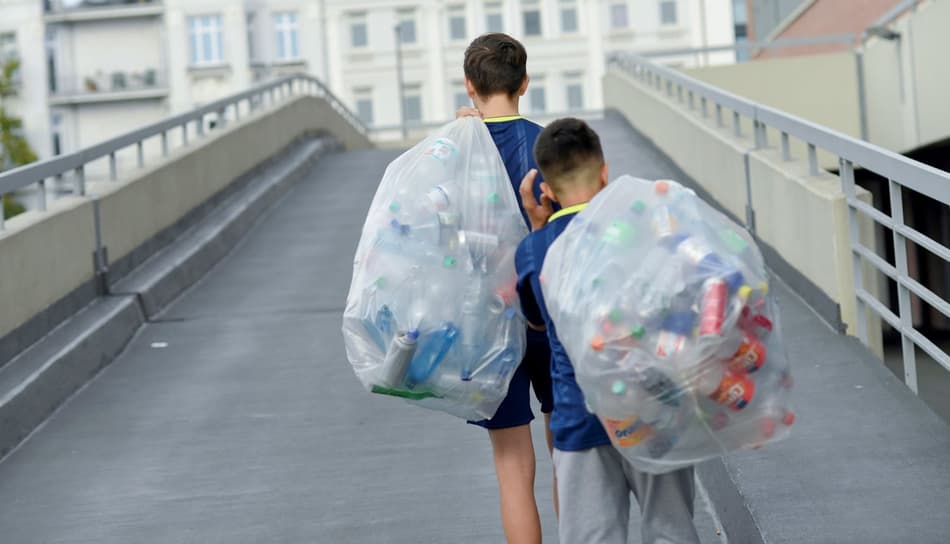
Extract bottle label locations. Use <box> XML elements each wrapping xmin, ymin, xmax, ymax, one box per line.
<box><xmin>602</xmin><ymin>416</ymin><xmax>654</xmax><ymax>448</ymax></box>
<box><xmin>423</xmin><ymin>138</ymin><xmax>457</xmax><ymax>163</ymax></box>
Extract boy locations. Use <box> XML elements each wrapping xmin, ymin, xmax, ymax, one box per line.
<box><xmin>515</xmin><ymin>118</ymin><xmax>701</xmax><ymax>544</ymax></box>
<box><xmin>459</xmin><ymin>33</ymin><xmax>557</xmax><ymax>543</ymax></box>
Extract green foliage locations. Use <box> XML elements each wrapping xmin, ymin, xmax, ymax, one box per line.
<box><xmin>0</xmin><ymin>57</ymin><xmax>36</xmax><ymax>220</ymax></box>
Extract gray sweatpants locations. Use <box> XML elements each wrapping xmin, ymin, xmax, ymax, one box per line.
<box><xmin>553</xmin><ymin>445</ymin><xmax>701</xmax><ymax>544</ymax></box>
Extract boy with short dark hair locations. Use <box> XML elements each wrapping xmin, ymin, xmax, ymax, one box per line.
<box><xmin>459</xmin><ymin>33</ymin><xmax>557</xmax><ymax>543</ymax></box>
<box><xmin>516</xmin><ymin>118</ymin><xmax>701</xmax><ymax>544</ymax></box>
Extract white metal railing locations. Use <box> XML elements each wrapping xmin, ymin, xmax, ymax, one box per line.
<box><xmin>0</xmin><ymin>73</ymin><xmax>366</xmax><ymax>290</ymax></box>
<box><xmin>608</xmin><ymin>52</ymin><xmax>950</xmax><ymax>394</ymax></box>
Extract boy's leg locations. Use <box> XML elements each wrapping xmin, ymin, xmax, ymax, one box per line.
<box><xmin>623</xmin><ymin>461</ymin><xmax>701</xmax><ymax>544</ymax></box>
<box><xmin>488</xmin><ymin>425</ymin><xmax>541</xmax><ymax>544</ymax></box>
<box><xmin>553</xmin><ymin>445</ymin><xmax>630</xmax><ymax>544</ymax></box>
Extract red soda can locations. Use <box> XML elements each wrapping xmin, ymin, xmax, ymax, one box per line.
<box><xmin>699</xmin><ymin>278</ymin><xmax>728</xmax><ymax>336</ymax></box>
<box><xmin>710</xmin><ymin>371</ymin><xmax>755</xmax><ymax>411</ymax></box>
<box><xmin>654</xmin><ymin>331</ymin><xmax>686</xmax><ymax>358</ymax></box>
<box><xmin>728</xmin><ymin>333</ymin><xmax>767</xmax><ymax>374</ymax></box>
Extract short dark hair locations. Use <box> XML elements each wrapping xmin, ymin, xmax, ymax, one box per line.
<box><xmin>533</xmin><ymin>118</ymin><xmax>605</xmax><ymax>191</ymax></box>
<box><xmin>463</xmin><ymin>33</ymin><xmax>527</xmax><ymax>98</ymax></box>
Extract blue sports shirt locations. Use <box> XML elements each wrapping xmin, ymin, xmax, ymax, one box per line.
<box><xmin>514</xmin><ymin>204</ymin><xmax>611</xmax><ymax>451</ymax></box>
<box><xmin>484</xmin><ymin>116</ymin><xmax>560</xmax><ymax>227</ymax></box>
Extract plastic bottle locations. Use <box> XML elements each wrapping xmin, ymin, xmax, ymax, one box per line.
<box><xmin>406</xmin><ymin>322</ymin><xmax>460</xmax><ymax>388</ymax></box>
<box><xmin>458</xmin><ymin>283</ymin><xmax>491</xmax><ymax>380</ymax></box>
<box><xmin>378</xmin><ymin>329</ymin><xmax>419</xmax><ymax>389</ymax></box>
<box><xmin>362</xmin><ymin>304</ymin><xmax>394</xmax><ymax>351</ymax></box>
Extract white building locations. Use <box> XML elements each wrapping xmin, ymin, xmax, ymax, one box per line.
<box><xmin>2</xmin><ymin>0</ymin><xmax>737</xmax><ymax>168</ymax></box>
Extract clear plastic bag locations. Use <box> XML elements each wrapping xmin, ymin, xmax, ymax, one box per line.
<box><xmin>541</xmin><ymin>176</ymin><xmax>794</xmax><ymax>473</ymax></box>
<box><xmin>343</xmin><ymin>118</ymin><xmax>529</xmax><ymax>420</ymax></box>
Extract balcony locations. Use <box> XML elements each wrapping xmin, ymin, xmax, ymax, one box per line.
<box><xmin>49</xmin><ymin>69</ymin><xmax>168</xmax><ymax>105</ymax></box>
<box><xmin>44</xmin><ymin>0</ymin><xmax>163</xmax><ymax>23</ymax></box>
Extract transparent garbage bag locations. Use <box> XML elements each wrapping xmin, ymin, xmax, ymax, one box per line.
<box><xmin>541</xmin><ymin>176</ymin><xmax>794</xmax><ymax>473</ymax></box>
<box><xmin>343</xmin><ymin>117</ymin><xmax>529</xmax><ymax>420</ymax></box>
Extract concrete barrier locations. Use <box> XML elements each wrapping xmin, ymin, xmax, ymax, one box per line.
<box><xmin>0</xmin><ymin>94</ymin><xmax>370</xmax><ymax>362</ymax></box>
<box><xmin>604</xmin><ymin>68</ymin><xmax>880</xmax><ymax>349</ymax></box>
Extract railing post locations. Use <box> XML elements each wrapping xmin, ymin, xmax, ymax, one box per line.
<box><xmin>715</xmin><ymin>104</ymin><xmax>723</xmax><ymax>127</ymax></box>
<box><xmin>37</xmin><ymin>179</ymin><xmax>47</xmax><ymax>212</ymax></box>
<box><xmin>808</xmin><ymin>144</ymin><xmax>819</xmax><ymax>176</ymax></box>
<box><xmin>75</xmin><ymin>165</ymin><xmax>86</xmax><ymax>196</ymax></box>
<box><xmin>109</xmin><ymin>152</ymin><xmax>118</xmax><ymax>181</ymax></box>
<box><xmin>840</xmin><ymin>158</ymin><xmax>868</xmax><ymax>345</ymax></box>
<box><xmin>91</xmin><ymin>195</ymin><xmax>110</xmax><ymax>296</ymax></box>
<box><xmin>701</xmin><ymin>97</ymin><xmax>708</xmax><ymax>118</ymax></box>
<box><xmin>217</xmin><ymin>108</ymin><xmax>227</xmax><ymax>129</ymax></box>
<box><xmin>0</xmin><ymin>193</ymin><xmax>5</xmax><ymax>230</ymax></box>
<box><xmin>688</xmin><ymin>91</ymin><xmax>695</xmax><ymax>110</ymax></box>
<box><xmin>733</xmin><ymin>111</ymin><xmax>741</xmax><ymax>138</ymax></box>
<box><xmin>197</xmin><ymin>116</ymin><xmax>205</xmax><ymax>137</ymax></box>
<box><xmin>781</xmin><ymin>132</ymin><xmax>791</xmax><ymax>161</ymax></box>
<box><xmin>889</xmin><ymin>179</ymin><xmax>919</xmax><ymax>392</ymax></box>
<box><xmin>137</xmin><ymin>141</ymin><xmax>145</xmax><ymax>168</ymax></box>
<box><xmin>182</xmin><ymin>123</ymin><xmax>189</xmax><ymax>146</ymax></box>
<box><xmin>161</xmin><ymin>131</ymin><xmax>169</xmax><ymax>157</ymax></box>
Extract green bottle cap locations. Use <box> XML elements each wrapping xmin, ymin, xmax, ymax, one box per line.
<box><xmin>603</xmin><ymin>221</ymin><xmax>635</xmax><ymax>245</ymax></box>
<box><xmin>389</xmin><ymin>202</ymin><xmax>400</xmax><ymax>213</ymax></box>
<box><xmin>608</xmin><ymin>308</ymin><xmax>624</xmax><ymax>324</ymax></box>
<box><xmin>487</xmin><ymin>192</ymin><xmax>500</xmax><ymax>204</ymax></box>
<box><xmin>630</xmin><ymin>325</ymin><xmax>646</xmax><ymax>339</ymax></box>
<box><xmin>375</xmin><ymin>276</ymin><xmax>386</xmax><ymax>289</ymax></box>
<box><xmin>611</xmin><ymin>380</ymin><xmax>627</xmax><ymax>395</ymax></box>
<box><xmin>442</xmin><ymin>256</ymin><xmax>457</xmax><ymax>268</ymax></box>
<box><xmin>631</xmin><ymin>200</ymin><xmax>646</xmax><ymax>214</ymax></box>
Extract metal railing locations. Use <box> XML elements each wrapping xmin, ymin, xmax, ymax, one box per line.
<box><xmin>0</xmin><ymin>73</ymin><xmax>366</xmax><ymax>232</ymax></box>
<box><xmin>50</xmin><ymin>69</ymin><xmax>169</xmax><ymax>99</ymax></box>
<box><xmin>608</xmin><ymin>52</ymin><xmax>950</xmax><ymax>394</ymax></box>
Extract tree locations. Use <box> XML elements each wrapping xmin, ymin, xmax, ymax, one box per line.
<box><xmin>0</xmin><ymin>57</ymin><xmax>37</xmax><ymax>220</ymax></box>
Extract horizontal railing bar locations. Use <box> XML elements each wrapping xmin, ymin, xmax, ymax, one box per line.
<box><xmin>755</xmin><ymin>104</ymin><xmax>950</xmax><ymax>204</ymax></box>
<box><xmin>904</xmin><ymin>327</ymin><xmax>950</xmax><ymax>373</ymax></box>
<box><xmin>856</xmin><ymin>287</ymin><xmax>901</xmax><ymax>329</ymax></box>
<box><xmin>849</xmin><ymin>200</ymin><xmax>950</xmax><ymax>263</ymax></box>
<box><xmin>853</xmin><ymin>243</ymin><xmax>898</xmax><ymax>279</ymax></box>
<box><xmin>0</xmin><ymin>73</ymin><xmax>366</xmax><ymax>195</ymax></box>
<box><xmin>902</xmin><ymin>275</ymin><xmax>950</xmax><ymax>320</ymax></box>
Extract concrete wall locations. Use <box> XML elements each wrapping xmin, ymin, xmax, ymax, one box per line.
<box><xmin>685</xmin><ymin>51</ymin><xmax>862</xmax><ymax>140</ymax></box>
<box><xmin>604</xmin><ymin>68</ymin><xmax>880</xmax><ymax>350</ymax></box>
<box><xmin>0</xmin><ymin>94</ymin><xmax>370</xmax><ymax>341</ymax></box>
<box><xmin>865</xmin><ymin>0</ymin><xmax>950</xmax><ymax>152</ymax></box>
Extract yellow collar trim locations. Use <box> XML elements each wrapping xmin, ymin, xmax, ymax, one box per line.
<box><xmin>548</xmin><ymin>202</ymin><xmax>589</xmax><ymax>223</ymax></box>
<box><xmin>483</xmin><ymin>115</ymin><xmax>524</xmax><ymax>123</ymax></box>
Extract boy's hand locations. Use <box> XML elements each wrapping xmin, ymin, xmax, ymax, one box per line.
<box><xmin>520</xmin><ymin>169</ymin><xmax>553</xmax><ymax>231</ymax></box>
<box><xmin>455</xmin><ymin>106</ymin><xmax>482</xmax><ymax>119</ymax></box>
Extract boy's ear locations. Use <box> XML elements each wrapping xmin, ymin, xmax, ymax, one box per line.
<box><xmin>518</xmin><ymin>75</ymin><xmax>529</xmax><ymax>97</ymax></box>
<box><xmin>464</xmin><ymin>78</ymin><xmax>477</xmax><ymax>99</ymax></box>
<box><xmin>540</xmin><ymin>181</ymin><xmax>558</xmax><ymax>203</ymax></box>
<box><xmin>600</xmin><ymin>162</ymin><xmax>609</xmax><ymax>187</ymax></box>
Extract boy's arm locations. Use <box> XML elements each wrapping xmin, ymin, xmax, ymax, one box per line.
<box><xmin>515</xmin><ymin>239</ymin><xmax>546</xmax><ymax>331</ymax></box>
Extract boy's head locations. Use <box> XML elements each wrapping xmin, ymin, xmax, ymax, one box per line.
<box><xmin>533</xmin><ymin>118</ymin><xmax>607</xmax><ymax>202</ymax></box>
<box><xmin>463</xmin><ymin>33</ymin><xmax>529</xmax><ymax>100</ymax></box>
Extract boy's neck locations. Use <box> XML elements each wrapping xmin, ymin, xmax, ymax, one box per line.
<box><xmin>475</xmin><ymin>94</ymin><xmax>521</xmax><ymax>119</ymax></box>
<box><xmin>556</xmin><ymin>188</ymin><xmax>600</xmax><ymax>209</ymax></box>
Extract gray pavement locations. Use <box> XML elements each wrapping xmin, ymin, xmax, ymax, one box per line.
<box><xmin>0</xmin><ymin>121</ymin><xmax>730</xmax><ymax>543</ymax></box>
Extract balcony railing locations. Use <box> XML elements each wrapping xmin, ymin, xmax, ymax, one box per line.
<box><xmin>44</xmin><ymin>0</ymin><xmax>163</xmax><ymax>21</ymax></box>
<box><xmin>49</xmin><ymin>69</ymin><xmax>168</xmax><ymax>104</ymax></box>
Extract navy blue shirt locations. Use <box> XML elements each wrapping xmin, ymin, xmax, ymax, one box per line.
<box><xmin>515</xmin><ymin>206</ymin><xmax>611</xmax><ymax>451</ymax></box>
<box><xmin>485</xmin><ymin>116</ymin><xmax>560</xmax><ymax>227</ymax></box>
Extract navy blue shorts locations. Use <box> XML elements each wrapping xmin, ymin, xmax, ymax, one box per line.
<box><xmin>469</xmin><ymin>328</ymin><xmax>554</xmax><ymax>429</ymax></box>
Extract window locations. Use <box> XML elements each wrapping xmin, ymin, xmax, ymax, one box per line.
<box><xmin>609</xmin><ymin>2</ymin><xmax>629</xmax><ymax>29</ymax></box>
<box><xmin>188</xmin><ymin>15</ymin><xmax>224</xmax><ymax>65</ymax></box>
<box><xmin>522</xmin><ymin>0</ymin><xmax>542</xmax><ymax>37</ymax></box>
<box><xmin>246</xmin><ymin>12</ymin><xmax>257</xmax><ymax>61</ymax></box>
<box><xmin>452</xmin><ymin>82</ymin><xmax>470</xmax><ymax>111</ymax></box>
<box><xmin>354</xmin><ymin>87</ymin><xmax>374</xmax><ymax>125</ymax></box>
<box><xmin>404</xmin><ymin>84</ymin><xmax>423</xmax><ymax>123</ymax></box>
<box><xmin>397</xmin><ymin>8</ymin><xmax>417</xmax><ymax>44</ymax></box>
<box><xmin>528</xmin><ymin>82</ymin><xmax>546</xmax><ymax>114</ymax></box>
<box><xmin>274</xmin><ymin>12</ymin><xmax>300</xmax><ymax>61</ymax></box>
<box><xmin>349</xmin><ymin>12</ymin><xmax>368</xmax><ymax>48</ymax></box>
<box><xmin>0</xmin><ymin>32</ymin><xmax>16</xmax><ymax>61</ymax></box>
<box><xmin>733</xmin><ymin>0</ymin><xmax>749</xmax><ymax>61</ymax></box>
<box><xmin>560</xmin><ymin>0</ymin><xmax>578</xmax><ymax>34</ymax></box>
<box><xmin>485</xmin><ymin>2</ymin><xmax>504</xmax><ymax>33</ymax></box>
<box><xmin>448</xmin><ymin>5</ymin><xmax>466</xmax><ymax>41</ymax></box>
<box><xmin>660</xmin><ymin>0</ymin><xmax>678</xmax><ymax>25</ymax></box>
<box><xmin>564</xmin><ymin>73</ymin><xmax>583</xmax><ymax>111</ymax></box>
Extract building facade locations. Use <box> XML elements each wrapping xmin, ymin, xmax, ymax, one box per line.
<box><xmin>3</xmin><ymin>0</ymin><xmax>738</xmax><ymax>169</ymax></box>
